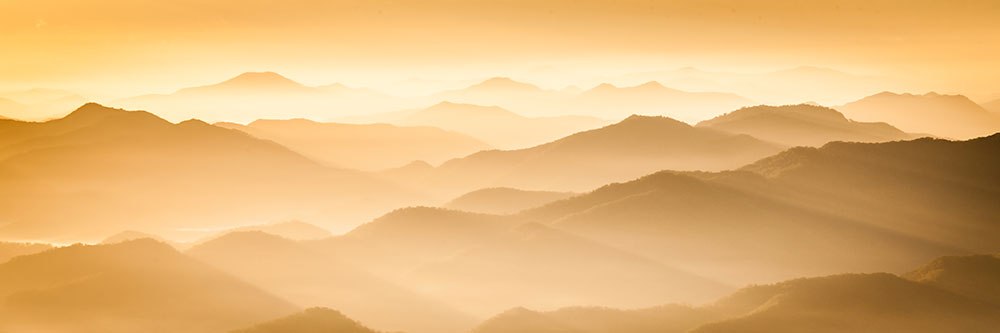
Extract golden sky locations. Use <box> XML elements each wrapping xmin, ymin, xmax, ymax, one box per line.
<box><xmin>1</xmin><ymin>0</ymin><xmax>998</xmax><ymax>97</ymax></box>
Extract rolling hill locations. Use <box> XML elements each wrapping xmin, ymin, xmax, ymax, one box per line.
<box><xmin>188</xmin><ymin>231</ymin><xmax>476</xmax><ymax>333</ymax></box>
<box><xmin>573</xmin><ymin>81</ymin><xmax>753</xmax><ymax>122</ymax></box>
<box><xmin>473</xmin><ymin>254</ymin><xmax>1000</xmax><ymax>333</ymax></box>
<box><xmin>216</xmin><ymin>118</ymin><xmax>490</xmax><ymax>170</ymax></box>
<box><xmin>697</xmin><ymin>104</ymin><xmax>916</xmax><ymax>146</ymax></box>
<box><xmin>0</xmin><ymin>103</ymin><xmax>419</xmax><ymax>242</ymax></box>
<box><xmin>443</xmin><ymin>187</ymin><xmax>576</xmax><ymax>214</ymax></box>
<box><xmin>340</xmin><ymin>101</ymin><xmax>609</xmax><ymax>149</ymax></box>
<box><xmin>836</xmin><ymin>92</ymin><xmax>1000</xmax><ymax>139</ymax></box>
<box><xmin>0</xmin><ymin>239</ymin><xmax>298</xmax><ymax>333</ymax></box>
<box><xmin>402</xmin><ymin>114</ymin><xmax>784</xmax><ymax>197</ymax></box>
<box><xmin>232</xmin><ymin>307</ymin><xmax>380</xmax><ymax>333</ymax></box>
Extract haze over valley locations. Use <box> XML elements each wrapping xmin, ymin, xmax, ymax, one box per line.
<box><xmin>2</xmin><ymin>1</ymin><xmax>999</xmax><ymax>332</ymax></box>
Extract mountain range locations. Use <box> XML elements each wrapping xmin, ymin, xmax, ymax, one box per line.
<box><xmin>339</xmin><ymin>101</ymin><xmax>609</xmax><ymax>149</ymax></box>
<box><xmin>0</xmin><ymin>239</ymin><xmax>298</xmax><ymax>333</ymax></box>
<box><xmin>0</xmin><ymin>103</ymin><xmax>419</xmax><ymax>241</ymax></box>
<box><xmin>697</xmin><ymin>104</ymin><xmax>917</xmax><ymax>146</ymax></box>
<box><xmin>472</xmin><ymin>254</ymin><xmax>1000</xmax><ymax>333</ymax></box>
<box><xmin>216</xmin><ymin>118</ymin><xmax>490</xmax><ymax>170</ymax></box>
<box><xmin>389</xmin><ymin>114</ymin><xmax>784</xmax><ymax>197</ymax></box>
<box><xmin>836</xmin><ymin>92</ymin><xmax>1000</xmax><ymax>139</ymax></box>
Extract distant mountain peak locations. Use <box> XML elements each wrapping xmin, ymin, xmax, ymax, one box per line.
<box><xmin>180</xmin><ymin>71</ymin><xmax>309</xmax><ymax>93</ymax></box>
<box><xmin>468</xmin><ymin>77</ymin><xmax>542</xmax><ymax>91</ymax></box>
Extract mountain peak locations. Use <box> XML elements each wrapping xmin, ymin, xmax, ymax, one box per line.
<box><xmin>468</xmin><ymin>77</ymin><xmax>542</xmax><ymax>91</ymax></box>
<box><xmin>186</xmin><ymin>71</ymin><xmax>309</xmax><ymax>93</ymax></box>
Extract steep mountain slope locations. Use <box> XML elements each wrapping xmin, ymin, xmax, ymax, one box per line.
<box><xmin>443</xmin><ymin>187</ymin><xmax>576</xmax><ymax>214</ymax></box>
<box><xmin>232</xmin><ymin>307</ymin><xmax>380</xmax><ymax>333</ymax></box>
<box><xmin>836</xmin><ymin>92</ymin><xmax>1000</xmax><ymax>139</ymax></box>
<box><xmin>697</xmin><ymin>104</ymin><xmax>915</xmax><ymax>146</ymax></box>
<box><xmin>0</xmin><ymin>103</ymin><xmax>418</xmax><ymax>242</ymax></box>
<box><xmin>187</xmin><ymin>231</ymin><xmax>476</xmax><ymax>333</ymax></box>
<box><xmin>983</xmin><ymin>98</ymin><xmax>1000</xmax><ymax>114</ymax></box>
<box><xmin>340</xmin><ymin>101</ymin><xmax>609</xmax><ymax>149</ymax></box>
<box><xmin>0</xmin><ymin>239</ymin><xmax>297</xmax><ymax>333</ymax></box>
<box><xmin>412</xmin><ymin>114</ymin><xmax>784</xmax><ymax>197</ymax></box>
<box><xmin>217</xmin><ymin>118</ymin><xmax>490</xmax><ymax>170</ymax></box>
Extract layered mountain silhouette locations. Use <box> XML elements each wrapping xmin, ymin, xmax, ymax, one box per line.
<box><xmin>692</xmin><ymin>273</ymin><xmax>1000</xmax><ymax>333</ymax></box>
<box><xmin>232</xmin><ymin>307</ymin><xmax>380</xmax><ymax>333</ymax></box>
<box><xmin>0</xmin><ymin>89</ymin><xmax>88</xmax><ymax>121</ymax></box>
<box><xmin>428</xmin><ymin>77</ymin><xmax>754</xmax><ymax>121</ymax></box>
<box><xmin>0</xmin><ymin>241</ymin><xmax>51</xmax><ymax>263</ymax></box>
<box><xmin>836</xmin><ymin>92</ymin><xmax>1000</xmax><ymax>139</ymax></box>
<box><xmin>115</xmin><ymin>72</ymin><xmax>403</xmax><ymax>122</ymax></box>
<box><xmin>473</xmin><ymin>254</ymin><xmax>1000</xmax><ymax>333</ymax></box>
<box><xmin>187</xmin><ymin>231</ymin><xmax>476</xmax><ymax>333</ymax></box>
<box><xmin>390</xmin><ymin>114</ymin><xmax>784</xmax><ymax>198</ymax></box>
<box><xmin>697</xmin><ymin>104</ymin><xmax>916</xmax><ymax>146</ymax></box>
<box><xmin>0</xmin><ymin>103</ymin><xmax>418</xmax><ymax>241</ymax></box>
<box><xmin>222</xmin><ymin>221</ymin><xmax>333</xmax><ymax>241</ymax></box>
<box><xmin>216</xmin><ymin>118</ymin><xmax>490</xmax><ymax>170</ymax></box>
<box><xmin>313</xmin><ymin>207</ymin><xmax>727</xmax><ymax>318</ymax></box>
<box><xmin>340</xmin><ymin>101</ymin><xmax>608</xmax><ymax>149</ymax></box>
<box><xmin>573</xmin><ymin>81</ymin><xmax>753</xmax><ymax>122</ymax></box>
<box><xmin>443</xmin><ymin>187</ymin><xmax>576</xmax><ymax>214</ymax></box>
<box><xmin>0</xmin><ymin>239</ymin><xmax>298</xmax><ymax>333</ymax></box>
<box><xmin>519</xmin><ymin>170</ymin><xmax>952</xmax><ymax>285</ymax></box>
<box><xmin>409</xmin><ymin>222</ymin><xmax>730</xmax><ymax>315</ymax></box>
<box><xmin>741</xmin><ymin>134</ymin><xmax>1000</xmax><ymax>252</ymax></box>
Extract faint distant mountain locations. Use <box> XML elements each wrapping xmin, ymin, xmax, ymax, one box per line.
<box><xmin>0</xmin><ymin>241</ymin><xmax>52</xmax><ymax>264</ymax></box>
<box><xmin>444</xmin><ymin>187</ymin><xmax>576</xmax><ymax>214</ymax></box>
<box><xmin>428</xmin><ymin>77</ymin><xmax>755</xmax><ymax>121</ymax></box>
<box><xmin>217</xmin><ymin>118</ymin><xmax>490</xmax><ymax>170</ymax></box>
<box><xmin>340</xmin><ymin>101</ymin><xmax>609</xmax><ymax>149</ymax></box>
<box><xmin>0</xmin><ymin>88</ymin><xmax>79</xmax><ymax>104</ymax></box>
<box><xmin>410</xmin><ymin>222</ymin><xmax>730</xmax><ymax>316</ymax></box>
<box><xmin>691</xmin><ymin>273</ymin><xmax>1000</xmax><ymax>333</ymax></box>
<box><xmin>982</xmin><ymin>98</ymin><xmax>1000</xmax><ymax>114</ymax></box>
<box><xmin>101</xmin><ymin>230</ymin><xmax>181</xmax><ymax>248</ymax></box>
<box><xmin>405</xmin><ymin>114</ymin><xmax>784</xmax><ymax>197</ymax></box>
<box><xmin>114</xmin><ymin>72</ymin><xmax>403</xmax><ymax>122</ymax></box>
<box><xmin>573</xmin><ymin>81</ymin><xmax>753</xmax><ymax>122</ymax></box>
<box><xmin>697</xmin><ymin>104</ymin><xmax>916</xmax><ymax>146</ymax></box>
<box><xmin>225</xmin><ymin>221</ymin><xmax>333</xmax><ymax>241</ymax></box>
<box><xmin>0</xmin><ymin>91</ymin><xmax>89</xmax><ymax>121</ymax></box>
<box><xmin>905</xmin><ymin>254</ymin><xmax>1000</xmax><ymax>305</ymax></box>
<box><xmin>836</xmin><ymin>92</ymin><xmax>1000</xmax><ymax>139</ymax></box>
<box><xmin>611</xmin><ymin>66</ymin><xmax>900</xmax><ymax>106</ymax></box>
<box><xmin>232</xmin><ymin>307</ymin><xmax>380</xmax><ymax>333</ymax></box>
<box><xmin>188</xmin><ymin>231</ymin><xmax>474</xmax><ymax>333</ymax></box>
<box><xmin>176</xmin><ymin>72</ymin><xmax>313</xmax><ymax>95</ymax></box>
<box><xmin>0</xmin><ymin>103</ymin><xmax>418</xmax><ymax>241</ymax></box>
<box><xmin>0</xmin><ymin>239</ymin><xmax>297</xmax><ymax>333</ymax></box>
